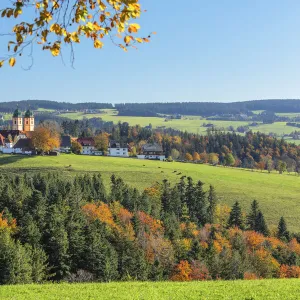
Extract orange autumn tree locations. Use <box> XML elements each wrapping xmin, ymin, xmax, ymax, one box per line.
<box><xmin>31</xmin><ymin>126</ymin><xmax>60</xmax><ymax>153</ymax></box>
<box><xmin>193</xmin><ymin>152</ymin><xmax>200</xmax><ymax>161</ymax></box>
<box><xmin>0</xmin><ymin>0</ymin><xmax>154</xmax><ymax>67</ymax></box>
<box><xmin>185</xmin><ymin>153</ymin><xmax>193</xmax><ymax>161</ymax></box>
<box><xmin>171</xmin><ymin>260</ymin><xmax>192</xmax><ymax>281</ymax></box>
<box><xmin>0</xmin><ymin>212</ymin><xmax>17</xmax><ymax>232</ymax></box>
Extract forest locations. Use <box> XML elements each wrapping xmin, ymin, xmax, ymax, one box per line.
<box><xmin>115</xmin><ymin>100</ymin><xmax>300</xmax><ymax>116</ymax></box>
<box><xmin>0</xmin><ymin>100</ymin><xmax>113</xmax><ymax>113</ymax></box>
<box><xmin>1</xmin><ymin>99</ymin><xmax>300</xmax><ymax>116</ymax></box>
<box><xmin>0</xmin><ymin>172</ymin><xmax>299</xmax><ymax>284</ymax></box>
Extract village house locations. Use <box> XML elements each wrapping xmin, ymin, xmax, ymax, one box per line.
<box><xmin>13</xmin><ymin>138</ymin><xmax>34</xmax><ymax>155</ymax></box>
<box><xmin>137</xmin><ymin>143</ymin><xmax>165</xmax><ymax>161</ymax></box>
<box><xmin>108</xmin><ymin>140</ymin><xmax>129</xmax><ymax>157</ymax></box>
<box><xmin>77</xmin><ymin>137</ymin><xmax>96</xmax><ymax>155</ymax></box>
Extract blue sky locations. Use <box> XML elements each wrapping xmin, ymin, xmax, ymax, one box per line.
<box><xmin>1</xmin><ymin>0</ymin><xmax>300</xmax><ymax>103</ymax></box>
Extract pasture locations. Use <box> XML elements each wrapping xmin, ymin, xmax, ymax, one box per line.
<box><xmin>0</xmin><ymin>154</ymin><xmax>299</xmax><ymax>231</ymax></box>
<box><xmin>59</xmin><ymin>110</ymin><xmax>300</xmax><ymax>136</ymax></box>
<box><xmin>0</xmin><ymin>279</ymin><xmax>299</xmax><ymax>300</ymax></box>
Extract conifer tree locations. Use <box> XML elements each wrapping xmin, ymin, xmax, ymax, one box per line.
<box><xmin>207</xmin><ymin>185</ymin><xmax>217</xmax><ymax>224</ymax></box>
<box><xmin>255</xmin><ymin>211</ymin><xmax>269</xmax><ymax>236</ymax></box>
<box><xmin>185</xmin><ymin>177</ymin><xmax>195</xmax><ymax>213</ymax></box>
<box><xmin>92</xmin><ymin>173</ymin><xmax>106</xmax><ymax>202</ymax></box>
<box><xmin>246</xmin><ymin>200</ymin><xmax>259</xmax><ymax>230</ymax></box>
<box><xmin>277</xmin><ymin>217</ymin><xmax>290</xmax><ymax>241</ymax></box>
<box><xmin>194</xmin><ymin>181</ymin><xmax>207</xmax><ymax>226</ymax></box>
<box><xmin>161</xmin><ymin>179</ymin><xmax>172</xmax><ymax>216</ymax></box>
<box><xmin>228</xmin><ymin>202</ymin><xmax>244</xmax><ymax>229</ymax></box>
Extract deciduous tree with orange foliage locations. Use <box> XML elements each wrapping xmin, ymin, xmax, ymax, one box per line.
<box><xmin>193</xmin><ymin>152</ymin><xmax>200</xmax><ymax>161</ymax></box>
<box><xmin>185</xmin><ymin>153</ymin><xmax>193</xmax><ymax>161</ymax></box>
<box><xmin>31</xmin><ymin>125</ymin><xmax>60</xmax><ymax>153</ymax></box>
<box><xmin>171</xmin><ymin>260</ymin><xmax>192</xmax><ymax>281</ymax></box>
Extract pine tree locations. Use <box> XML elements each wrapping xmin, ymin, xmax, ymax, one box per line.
<box><xmin>277</xmin><ymin>217</ymin><xmax>290</xmax><ymax>241</ymax></box>
<box><xmin>169</xmin><ymin>186</ymin><xmax>182</xmax><ymax>219</ymax></box>
<box><xmin>163</xmin><ymin>213</ymin><xmax>180</xmax><ymax>241</ymax></box>
<box><xmin>246</xmin><ymin>200</ymin><xmax>259</xmax><ymax>230</ymax></box>
<box><xmin>43</xmin><ymin>204</ymin><xmax>70</xmax><ymax>280</ymax></box>
<box><xmin>83</xmin><ymin>222</ymin><xmax>118</xmax><ymax>281</ymax></box>
<box><xmin>185</xmin><ymin>177</ymin><xmax>195</xmax><ymax>215</ymax></box>
<box><xmin>194</xmin><ymin>181</ymin><xmax>207</xmax><ymax>226</ymax></box>
<box><xmin>0</xmin><ymin>230</ymin><xmax>33</xmax><ymax>284</ymax></box>
<box><xmin>207</xmin><ymin>185</ymin><xmax>217</xmax><ymax>224</ymax></box>
<box><xmin>228</xmin><ymin>202</ymin><xmax>244</xmax><ymax>229</ymax></box>
<box><xmin>161</xmin><ymin>179</ymin><xmax>172</xmax><ymax>216</ymax></box>
<box><xmin>92</xmin><ymin>173</ymin><xmax>106</xmax><ymax>202</ymax></box>
<box><xmin>254</xmin><ymin>211</ymin><xmax>269</xmax><ymax>236</ymax></box>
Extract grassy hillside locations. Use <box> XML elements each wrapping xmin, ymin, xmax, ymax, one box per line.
<box><xmin>1</xmin><ymin>154</ymin><xmax>300</xmax><ymax>231</ymax></box>
<box><xmin>0</xmin><ymin>279</ymin><xmax>299</xmax><ymax>300</ymax></box>
<box><xmin>59</xmin><ymin>110</ymin><xmax>300</xmax><ymax>136</ymax></box>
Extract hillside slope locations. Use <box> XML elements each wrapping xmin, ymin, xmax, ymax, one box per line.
<box><xmin>0</xmin><ymin>154</ymin><xmax>299</xmax><ymax>231</ymax></box>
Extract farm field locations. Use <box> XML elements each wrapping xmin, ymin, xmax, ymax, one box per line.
<box><xmin>276</xmin><ymin>112</ymin><xmax>300</xmax><ymax>118</ymax></box>
<box><xmin>59</xmin><ymin>110</ymin><xmax>300</xmax><ymax>136</ymax></box>
<box><xmin>1</xmin><ymin>154</ymin><xmax>300</xmax><ymax>231</ymax></box>
<box><xmin>0</xmin><ymin>279</ymin><xmax>299</xmax><ymax>300</ymax></box>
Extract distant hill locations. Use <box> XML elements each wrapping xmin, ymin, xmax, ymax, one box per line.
<box><xmin>0</xmin><ymin>100</ymin><xmax>113</xmax><ymax>112</ymax></box>
<box><xmin>1</xmin><ymin>99</ymin><xmax>300</xmax><ymax>117</ymax></box>
<box><xmin>115</xmin><ymin>99</ymin><xmax>300</xmax><ymax>116</ymax></box>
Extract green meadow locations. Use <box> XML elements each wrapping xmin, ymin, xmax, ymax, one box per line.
<box><xmin>59</xmin><ymin>110</ymin><xmax>300</xmax><ymax>136</ymax></box>
<box><xmin>1</xmin><ymin>154</ymin><xmax>300</xmax><ymax>231</ymax></box>
<box><xmin>0</xmin><ymin>279</ymin><xmax>299</xmax><ymax>300</ymax></box>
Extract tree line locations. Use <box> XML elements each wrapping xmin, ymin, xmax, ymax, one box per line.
<box><xmin>0</xmin><ymin>172</ymin><xmax>299</xmax><ymax>284</ymax></box>
<box><xmin>115</xmin><ymin>100</ymin><xmax>300</xmax><ymax>117</ymax></box>
<box><xmin>0</xmin><ymin>100</ymin><xmax>112</xmax><ymax>113</ymax></box>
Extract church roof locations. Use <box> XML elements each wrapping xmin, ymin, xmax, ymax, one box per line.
<box><xmin>24</xmin><ymin>109</ymin><xmax>34</xmax><ymax>118</ymax></box>
<box><xmin>13</xmin><ymin>109</ymin><xmax>22</xmax><ymax>118</ymax></box>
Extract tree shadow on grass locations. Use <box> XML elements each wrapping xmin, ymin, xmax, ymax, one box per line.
<box><xmin>0</xmin><ymin>154</ymin><xmax>35</xmax><ymax>166</ymax></box>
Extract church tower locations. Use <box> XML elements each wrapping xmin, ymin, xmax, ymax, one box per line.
<box><xmin>24</xmin><ymin>109</ymin><xmax>34</xmax><ymax>132</ymax></box>
<box><xmin>12</xmin><ymin>109</ymin><xmax>23</xmax><ymax>131</ymax></box>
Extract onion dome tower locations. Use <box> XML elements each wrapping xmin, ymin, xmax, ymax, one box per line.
<box><xmin>24</xmin><ymin>109</ymin><xmax>34</xmax><ymax>132</ymax></box>
<box><xmin>12</xmin><ymin>108</ymin><xmax>23</xmax><ymax>131</ymax></box>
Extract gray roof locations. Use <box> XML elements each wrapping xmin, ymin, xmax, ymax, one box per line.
<box><xmin>13</xmin><ymin>138</ymin><xmax>33</xmax><ymax>150</ymax></box>
<box><xmin>60</xmin><ymin>136</ymin><xmax>71</xmax><ymax>148</ymax></box>
<box><xmin>142</xmin><ymin>143</ymin><xmax>163</xmax><ymax>152</ymax></box>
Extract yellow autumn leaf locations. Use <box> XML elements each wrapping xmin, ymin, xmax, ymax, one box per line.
<box><xmin>87</xmin><ymin>14</ymin><xmax>93</xmax><ymax>19</ymax></box>
<box><xmin>135</xmin><ymin>38</ymin><xmax>143</xmax><ymax>43</ymax></box>
<box><xmin>9</xmin><ymin>57</ymin><xmax>16</xmax><ymax>67</ymax></box>
<box><xmin>128</xmin><ymin>23</ymin><xmax>140</xmax><ymax>33</ymax></box>
<box><xmin>70</xmin><ymin>32</ymin><xmax>80</xmax><ymax>43</ymax></box>
<box><xmin>124</xmin><ymin>36</ymin><xmax>132</xmax><ymax>44</ymax></box>
<box><xmin>94</xmin><ymin>40</ymin><xmax>103</xmax><ymax>49</ymax></box>
<box><xmin>100</xmin><ymin>3</ymin><xmax>106</xmax><ymax>11</ymax></box>
<box><xmin>0</xmin><ymin>60</ymin><xmax>4</xmax><ymax>68</ymax></box>
<box><xmin>50</xmin><ymin>45</ymin><xmax>60</xmax><ymax>56</ymax></box>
